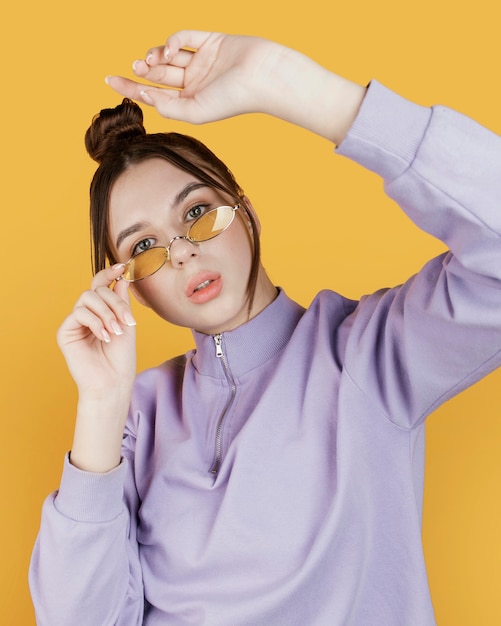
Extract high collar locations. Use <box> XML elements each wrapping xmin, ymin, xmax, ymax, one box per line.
<box><xmin>191</xmin><ymin>289</ymin><xmax>305</xmax><ymax>379</ymax></box>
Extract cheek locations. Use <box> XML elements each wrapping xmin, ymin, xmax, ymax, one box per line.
<box><xmin>129</xmin><ymin>284</ymin><xmax>151</xmax><ymax>308</ymax></box>
<box><xmin>128</xmin><ymin>275</ymin><xmax>176</xmax><ymax>312</ymax></box>
<box><xmin>225</xmin><ymin>222</ymin><xmax>254</xmax><ymax>266</ymax></box>
<box><xmin>129</xmin><ymin>272</ymin><xmax>189</xmax><ymax>324</ymax></box>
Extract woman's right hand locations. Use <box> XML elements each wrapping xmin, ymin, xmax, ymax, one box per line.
<box><xmin>57</xmin><ymin>264</ymin><xmax>137</xmax><ymax>397</ymax></box>
<box><xmin>58</xmin><ymin>265</ymin><xmax>137</xmax><ymax>473</ymax></box>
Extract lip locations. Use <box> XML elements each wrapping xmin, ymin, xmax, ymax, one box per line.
<box><xmin>186</xmin><ymin>271</ymin><xmax>222</xmax><ymax>304</ymax></box>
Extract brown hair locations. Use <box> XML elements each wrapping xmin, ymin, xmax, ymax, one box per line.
<box><xmin>85</xmin><ymin>98</ymin><xmax>261</xmax><ymax>312</ymax></box>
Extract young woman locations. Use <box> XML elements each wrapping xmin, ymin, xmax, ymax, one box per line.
<box><xmin>30</xmin><ymin>31</ymin><xmax>501</xmax><ymax>625</ymax></box>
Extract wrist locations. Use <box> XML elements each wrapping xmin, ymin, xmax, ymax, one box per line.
<box><xmin>70</xmin><ymin>390</ymin><xmax>132</xmax><ymax>473</ymax></box>
<box><xmin>261</xmin><ymin>46</ymin><xmax>366</xmax><ymax>144</ymax></box>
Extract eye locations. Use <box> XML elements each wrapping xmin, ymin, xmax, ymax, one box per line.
<box><xmin>131</xmin><ymin>237</ymin><xmax>156</xmax><ymax>257</ymax></box>
<box><xmin>185</xmin><ymin>203</ymin><xmax>210</xmax><ymax>222</ymax></box>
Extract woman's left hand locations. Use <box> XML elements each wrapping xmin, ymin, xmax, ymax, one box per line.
<box><xmin>106</xmin><ymin>31</ymin><xmax>289</xmax><ymax>124</ymax></box>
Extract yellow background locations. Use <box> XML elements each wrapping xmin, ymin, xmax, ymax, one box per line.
<box><xmin>2</xmin><ymin>0</ymin><xmax>500</xmax><ymax>624</ymax></box>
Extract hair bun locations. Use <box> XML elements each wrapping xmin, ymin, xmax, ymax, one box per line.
<box><xmin>85</xmin><ymin>98</ymin><xmax>146</xmax><ymax>163</ymax></box>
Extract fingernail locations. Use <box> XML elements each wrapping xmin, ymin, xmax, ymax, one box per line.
<box><xmin>132</xmin><ymin>60</ymin><xmax>140</xmax><ymax>72</ymax></box>
<box><xmin>111</xmin><ymin>320</ymin><xmax>123</xmax><ymax>336</ymax></box>
<box><xmin>102</xmin><ymin>329</ymin><xmax>111</xmax><ymax>343</ymax></box>
<box><xmin>124</xmin><ymin>311</ymin><xmax>136</xmax><ymax>327</ymax></box>
<box><xmin>146</xmin><ymin>54</ymin><xmax>153</xmax><ymax>65</ymax></box>
<box><xmin>104</xmin><ymin>76</ymin><xmax>112</xmax><ymax>85</ymax></box>
<box><xmin>140</xmin><ymin>90</ymin><xmax>154</xmax><ymax>105</ymax></box>
<box><xmin>164</xmin><ymin>47</ymin><xmax>170</xmax><ymax>61</ymax></box>
<box><xmin>112</xmin><ymin>263</ymin><xmax>125</xmax><ymax>270</ymax></box>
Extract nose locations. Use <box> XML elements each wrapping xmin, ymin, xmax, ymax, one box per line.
<box><xmin>168</xmin><ymin>236</ymin><xmax>199</xmax><ymax>268</ymax></box>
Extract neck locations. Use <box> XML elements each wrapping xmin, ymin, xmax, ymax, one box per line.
<box><xmin>247</xmin><ymin>268</ymin><xmax>278</xmax><ymax>322</ymax></box>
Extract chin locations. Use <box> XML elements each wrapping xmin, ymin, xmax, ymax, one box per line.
<box><xmin>151</xmin><ymin>288</ymin><xmax>250</xmax><ymax>335</ymax></box>
<box><xmin>194</xmin><ymin>303</ymin><xmax>251</xmax><ymax>335</ymax></box>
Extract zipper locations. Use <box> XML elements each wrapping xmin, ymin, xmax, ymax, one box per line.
<box><xmin>210</xmin><ymin>334</ymin><xmax>236</xmax><ymax>474</ymax></box>
<box><xmin>214</xmin><ymin>334</ymin><xmax>224</xmax><ymax>358</ymax></box>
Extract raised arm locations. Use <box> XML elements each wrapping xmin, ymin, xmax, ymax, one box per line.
<box><xmin>106</xmin><ymin>30</ymin><xmax>367</xmax><ymax>145</ymax></box>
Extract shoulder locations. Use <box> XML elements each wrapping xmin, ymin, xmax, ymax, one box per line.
<box><xmin>306</xmin><ymin>289</ymin><xmax>359</xmax><ymax>321</ymax></box>
<box><xmin>132</xmin><ymin>353</ymin><xmax>190</xmax><ymax>405</ymax></box>
<box><xmin>125</xmin><ymin>353</ymin><xmax>192</xmax><ymax>437</ymax></box>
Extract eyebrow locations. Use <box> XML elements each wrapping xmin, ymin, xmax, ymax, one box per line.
<box><xmin>114</xmin><ymin>181</ymin><xmax>210</xmax><ymax>250</ymax></box>
<box><xmin>172</xmin><ymin>182</ymin><xmax>209</xmax><ymax>208</ymax></box>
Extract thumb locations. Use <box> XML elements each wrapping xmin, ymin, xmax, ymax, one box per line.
<box><xmin>105</xmin><ymin>76</ymin><xmax>180</xmax><ymax>115</ymax></box>
<box><xmin>140</xmin><ymin>88</ymin><xmax>210</xmax><ymax>124</ymax></box>
<box><xmin>113</xmin><ymin>273</ymin><xmax>132</xmax><ymax>305</ymax></box>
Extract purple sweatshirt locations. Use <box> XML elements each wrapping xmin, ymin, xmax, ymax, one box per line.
<box><xmin>30</xmin><ymin>82</ymin><xmax>501</xmax><ymax>625</ymax></box>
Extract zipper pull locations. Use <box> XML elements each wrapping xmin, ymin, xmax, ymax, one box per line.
<box><xmin>213</xmin><ymin>334</ymin><xmax>223</xmax><ymax>358</ymax></box>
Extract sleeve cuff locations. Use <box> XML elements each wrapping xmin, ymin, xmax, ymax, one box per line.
<box><xmin>336</xmin><ymin>80</ymin><xmax>432</xmax><ymax>181</ymax></box>
<box><xmin>54</xmin><ymin>453</ymin><xmax>128</xmax><ymax>522</ymax></box>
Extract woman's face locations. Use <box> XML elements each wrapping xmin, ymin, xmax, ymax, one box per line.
<box><xmin>108</xmin><ymin>158</ymin><xmax>273</xmax><ymax>334</ymax></box>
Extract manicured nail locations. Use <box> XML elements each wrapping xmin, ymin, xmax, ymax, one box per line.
<box><xmin>140</xmin><ymin>90</ymin><xmax>154</xmax><ymax>105</ymax></box>
<box><xmin>101</xmin><ymin>329</ymin><xmax>111</xmax><ymax>343</ymax></box>
<box><xmin>164</xmin><ymin>47</ymin><xmax>170</xmax><ymax>61</ymax></box>
<box><xmin>112</xmin><ymin>263</ymin><xmax>125</xmax><ymax>270</ymax></box>
<box><xmin>146</xmin><ymin>54</ymin><xmax>153</xmax><ymax>65</ymax></box>
<box><xmin>111</xmin><ymin>320</ymin><xmax>123</xmax><ymax>336</ymax></box>
<box><xmin>124</xmin><ymin>311</ymin><xmax>136</xmax><ymax>327</ymax></box>
<box><xmin>132</xmin><ymin>60</ymin><xmax>140</xmax><ymax>72</ymax></box>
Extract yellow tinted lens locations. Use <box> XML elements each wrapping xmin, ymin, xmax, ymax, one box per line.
<box><xmin>123</xmin><ymin>248</ymin><xmax>167</xmax><ymax>281</ymax></box>
<box><xmin>189</xmin><ymin>206</ymin><xmax>234</xmax><ymax>241</ymax></box>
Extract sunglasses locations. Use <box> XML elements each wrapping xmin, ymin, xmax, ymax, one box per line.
<box><xmin>118</xmin><ymin>204</ymin><xmax>240</xmax><ymax>282</ymax></box>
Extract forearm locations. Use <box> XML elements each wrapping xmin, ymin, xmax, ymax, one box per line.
<box><xmin>29</xmin><ymin>456</ymin><xmax>143</xmax><ymax>625</ymax></box>
<box><xmin>259</xmin><ymin>46</ymin><xmax>367</xmax><ymax>145</ymax></box>
<box><xmin>338</xmin><ymin>80</ymin><xmax>501</xmax><ymax>279</ymax></box>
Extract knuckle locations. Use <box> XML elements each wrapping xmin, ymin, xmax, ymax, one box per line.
<box><xmin>75</xmin><ymin>290</ymin><xmax>94</xmax><ymax>308</ymax></box>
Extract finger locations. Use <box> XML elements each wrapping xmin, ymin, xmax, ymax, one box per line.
<box><xmin>163</xmin><ymin>49</ymin><xmax>194</xmax><ymax>69</ymax></box>
<box><xmin>68</xmin><ymin>305</ymin><xmax>117</xmax><ymax>343</ymax></box>
<box><xmin>105</xmin><ymin>76</ymin><xmax>180</xmax><ymax>107</ymax></box>
<box><xmin>91</xmin><ymin>263</ymin><xmax>125</xmax><ymax>290</ymax></box>
<box><xmin>137</xmin><ymin>48</ymin><xmax>193</xmax><ymax>70</ymax></box>
<box><xmin>132</xmin><ymin>62</ymin><xmax>186</xmax><ymax>89</ymax></box>
<box><xmin>93</xmin><ymin>283</ymin><xmax>136</xmax><ymax>328</ymax></box>
<box><xmin>59</xmin><ymin>294</ymin><xmax>121</xmax><ymax>344</ymax></box>
<box><xmin>89</xmin><ymin>266</ymin><xmax>136</xmax><ymax>326</ymax></box>
<box><xmin>136</xmin><ymin>88</ymin><xmax>209</xmax><ymax>123</ymax></box>
<box><xmin>96</xmin><ymin>284</ymin><xmax>136</xmax><ymax>328</ymax></box>
<box><xmin>112</xmin><ymin>274</ymin><xmax>134</xmax><ymax>313</ymax></box>
<box><xmin>143</xmin><ymin>46</ymin><xmax>166</xmax><ymax>66</ymax></box>
<box><xmin>164</xmin><ymin>30</ymin><xmax>216</xmax><ymax>60</ymax></box>
<box><xmin>139</xmin><ymin>86</ymin><xmax>237</xmax><ymax>125</ymax></box>
<box><xmin>76</xmin><ymin>287</ymin><xmax>135</xmax><ymax>336</ymax></box>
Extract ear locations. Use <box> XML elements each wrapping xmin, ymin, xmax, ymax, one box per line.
<box><xmin>241</xmin><ymin>195</ymin><xmax>261</xmax><ymax>235</ymax></box>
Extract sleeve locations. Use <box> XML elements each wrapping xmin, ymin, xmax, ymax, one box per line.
<box><xmin>336</xmin><ymin>81</ymin><xmax>501</xmax><ymax>428</ymax></box>
<box><xmin>29</xmin><ymin>445</ymin><xmax>144</xmax><ymax>625</ymax></box>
